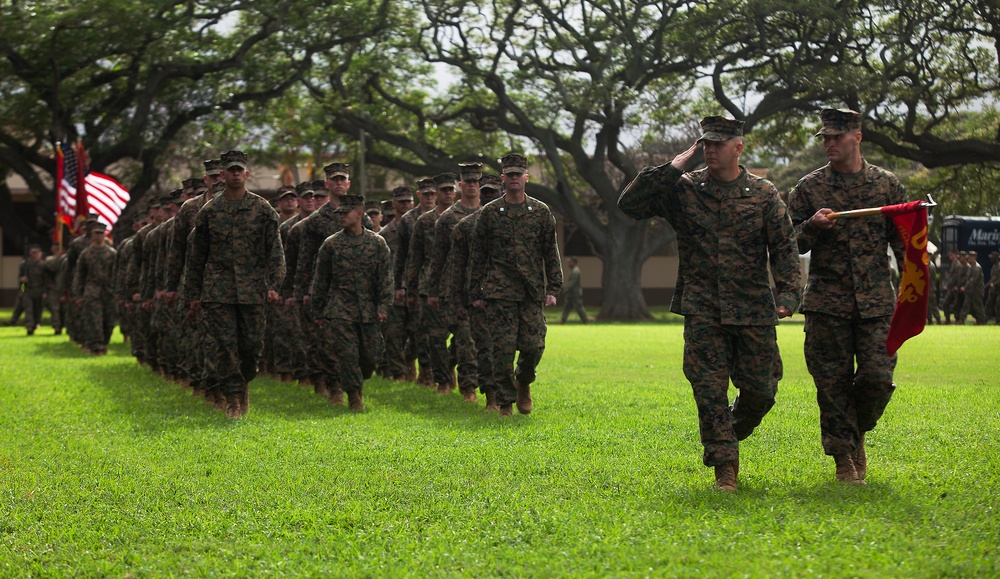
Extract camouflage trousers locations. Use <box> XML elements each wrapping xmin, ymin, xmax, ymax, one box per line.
<box><xmin>80</xmin><ymin>294</ymin><xmax>117</xmax><ymax>352</ymax></box>
<box><xmin>485</xmin><ymin>299</ymin><xmax>546</xmax><ymax>406</ymax></box>
<box><xmin>23</xmin><ymin>291</ymin><xmax>43</xmax><ymax>331</ymax></box>
<box><xmin>468</xmin><ymin>305</ymin><xmax>494</xmax><ymax>396</ymax></box>
<box><xmin>381</xmin><ymin>303</ymin><xmax>415</xmax><ymax>379</ymax></box>
<box><xmin>987</xmin><ymin>286</ymin><xmax>1000</xmax><ymax>322</ymax></box>
<box><xmin>419</xmin><ymin>299</ymin><xmax>451</xmax><ymax>385</ymax></box>
<box><xmin>683</xmin><ymin>316</ymin><xmax>780</xmax><ymax>467</ymax></box>
<box><xmin>300</xmin><ymin>304</ymin><xmax>323</xmax><ymax>382</ymax></box>
<box><xmin>958</xmin><ymin>288</ymin><xmax>986</xmax><ymax>324</ymax></box>
<box><xmin>320</xmin><ymin>319</ymin><xmax>384</xmax><ymax>394</ymax></box>
<box><xmin>201</xmin><ymin>303</ymin><xmax>265</xmax><ymax>395</ymax></box>
<box><xmin>261</xmin><ymin>302</ymin><xmax>280</xmax><ymax>374</ymax></box>
<box><xmin>428</xmin><ymin>301</ymin><xmax>477</xmax><ymax>392</ymax></box>
<box><xmin>804</xmin><ymin>312</ymin><xmax>896</xmax><ymax>456</ymax></box>
<box><xmin>271</xmin><ymin>301</ymin><xmax>304</xmax><ymax>376</ymax></box>
<box><xmin>152</xmin><ymin>301</ymin><xmax>183</xmax><ymax>376</ymax></box>
<box><xmin>131</xmin><ymin>304</ymin><xmax>151</xmax><ymax>362</ymax></box>
<box><xmin>408</xmin><ymin>299</ymin><xmax>432</xmax><ymax>379</ymax></box>
<box><xmin>559</xmin><ymin>295</ymin><xmax>588</xmax><ymax>323</ymax></box>
<box><xmin>46</xmin><ymin>294</ymin><xmax>65</xmax><ymax>332</ymax></box>
<box><xmin>177</xmin><ymin>308</ymin><xmax>205</xmax><ymax>388</ymax></box>
<box><xmin>941</xmin><ymin>289</ymin><xmax>964</xmax><ymax>318</ymax></box>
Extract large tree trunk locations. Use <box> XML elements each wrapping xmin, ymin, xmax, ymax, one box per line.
<box><xmin>596</xmin><ymin>220</ymin><xmax>653</xmax><ymax>320</ymax></box>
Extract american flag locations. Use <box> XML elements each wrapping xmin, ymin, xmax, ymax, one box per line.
<box><xmin>57</xmin><ymin>141</ymin><xmax>130</xmax><ymax>230</ymax></box>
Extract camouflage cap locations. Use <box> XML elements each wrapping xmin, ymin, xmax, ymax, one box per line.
<box><xmin>203</xmin><ymin>158</ymin><xmax>223</xmax><ymax>176</ymax></box>
<box><xmin>333</xmin><ymin>194</ymin><xmax>365</xmax><ymax>213</ymax></box>
<box><xmin>365</xmin><ymin>200</ymin><xmax>382</xmax><ymax>214</ymax></box>
<box><xmin>815</xmin><ymin>108</ymin><xmax>862</xmax><ymax>137</ymax></box>
<box><xmin>697</xmin><ymin>116</ymin><xmax>744</xmax><ymax>143</ymax></box>
<box><xmin>211</xmin><ymin>181</ymin><xmax>226</xmax><ymax>194</ymax></box>
<box><xmin>434</xmin><ymin>172</ymin><xmax>458</xmax><ymax>190</ymax></box>
<box><xmin>296</xmin><ymin>181</ymin><xmax>316</xmax><ymax>197</ymax></box>
<box><xmin>162</xmin><ymin>189</ymin><xmax>183</xmax><ymax>206</ymax></box>
<box><xmin>500</xmin><ymin>153</ymin><xmax>529</xmax><ymax>175</ymax></box>
<box><xmin>323</xmin><ymin>162</ymin><xmax>350</xmax><ymax>179</ymax></box>
<box><xmin>381</xmin><ymin>199</ymin><xmax>395</xmax><ymax>217</ymax></box>
<box><xmin>181</xmin><ymin>178</ymin><xmax>202</xmax><ymax>196</ymax></box>
<box><xmin>310</xmin><ymin>179</ymin><xmax>329</xmax><ymax>196</ymax></box>
<box><xmin>458</xmin><ymin>161</ymin><xmax>484</xmax><ymax>181</ymax></box>
<box><xmin>479</xmin><ymin>173</ymin><xmax>502</xmax><ymax>191</ymax></box>
<box><xmin>191</xmin><ymin>178</ymin><xmax>209</xmax><ymax>194</ymax></box>
<box><xmin>148</xmin><ymin>198</ymin><xmax>162</xmax><ymax>210</ymax></box>
<box><xmin>417</xmin><ymin>177</ymin><xmax>437</xmax><ymax>194</ymax></box>
<box><xmin>90</xmin><ymin>221</ymin><xmax>108</xmax><ymax>233</ymax></box>
<box><xmin>220</xmin><ymin>150</ymin><xmax>249</xmax><ymax>170</ymax></box>
<box><xmin>276</xmin><ymin>184</ymin><xmax>297</xmax><ymax>200</ymax></box>
<box><xmin>392</xmin><ymin>185</ymin><xmax>414</xmax><ymax>202</ymax></box>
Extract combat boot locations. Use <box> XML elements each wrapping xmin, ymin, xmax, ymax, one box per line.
<box><xmin>515</xmin><ymin>380</ymin><xmax>532</xmax><ymax>414</ymax></box>
<box><xmin>714</xmin><ymin>461</ymin><xmax>738</xmax><ymax>492</ymax></box>
<box><xmin>404</xmin><ymin>361</ymin><xmax>417</xmax><ymax>382</ymax></box>
<box><xmin>348</xmin><ymin>390</ymin><xmax>364</xmax><ymax>412</ymax></box>
<box><xmin>484</xmin><ymin>389</ymin><xmax>500</xmax><ymax>412</ymax></box>
<box><xmin>416</xmin><ymin>367</ymin><xmax>434</xmax><ymax>387</ymax></box>
<box><xmin>315</xmin><ymin>378</ymin><xmax>329</xmax><ymax>399</ymax></box>
<box><xmin>854</xmin><ymin>433</ymin><xmax>867</xmax><ymax>480</ymax></box>
<box><xmin>328</xmin><ymin>383</ymin><xmax>344</xmax><ymax>406</ymax></box>
<box><xmin>461</xmin><ymin>388</ymin><xmax>477</xmax><ymax>403</ymax></box>
<box><xmin>436</xmin><ymin>382</ymin><xmax>451</xmax><ymax>395</ymax></box>
<box><xmin>834</xmin><ymin>453</ymin><xmax>865</xmax><ymax>484</ymax></box>
<box><xmin>225</xmin><ymin>393</ymin><xmax>243</xmax><ymax>419</ymax></box>
<box><xmin>498</xmin><ymin>404</ymin><xmax>513</xmax><ymax>417</ymax></box>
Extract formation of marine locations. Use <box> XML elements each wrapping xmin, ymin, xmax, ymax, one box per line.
<box><xmin>38</xmin><ymin>150</ymin><xmax>560</xmax><ymax>421</ymax></box>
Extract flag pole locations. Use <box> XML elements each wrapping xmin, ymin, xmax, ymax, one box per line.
<box><xmin>828</xmin><ymin>194</ymin><xmax>937</xmax><ymax>220</ymax></box>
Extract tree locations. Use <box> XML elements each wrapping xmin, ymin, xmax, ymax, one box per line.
<box><xmin>0</xmin><ymin>0</ymin><xmax>392</xmax><ymax>246</ymax></box>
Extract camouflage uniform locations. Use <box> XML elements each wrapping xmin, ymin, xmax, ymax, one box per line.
<box><xmin>44</xmin><ymin>251</ymin><xmax>68</xmax><ymax>333</ymax></box>
<box><xmin>788</xmin><ymin>160</ymin><xmax>906</xmax><ymax>458</ymax></box>
<box><xmin>427</xmin><ymin>200</ymin><xmax>482</xmax><ymax>396</ymax></box>
<box><xmin>408</xmin><ymin>206</ymin><xmax>455</xmax><ymax>388</ymax></box>
<box><xmin>926</xmin><ymin>259</ymin><xmax>941</xmax><ymax>324</ymax></box>
<box><xmin>126</xmin><ymin>221</ymin><xmax>157</xmax><ymax>363</ymax></box>
<box><xmin>940</xmin><ymin>255</ymin><xmax>967</xmax><ymax>322</ymax></box>
<box><xmin>167</xmin><ymin>189</ymin><xmax>214</xmax><ymax>391</ymax></box>
<box><xmin>73</xmin><ymin>242</ymin><xmax>118</xmax><ymax>353</ymax></box>
<box><xmin>311</xmin><ymin>227</ymin><xmax>393</xmax><ymax>396</ymax></box>
<box><xmin>986</xmin><ymin>254</ymin><xmax>1000</xmax><ymax>323</ymax></box>
<box><xmin>282</xmin><ymin>216</ymin><xmax>313</xmax><ymax>383</ymax></box>
<box><xmin>377</xmin><ymin>216</ymin><xmax>406</xmax><ymax>378</ymax></box>
<box><xmin>272</xmin><ymin>211</ymin><xmax>306</xmax><ymax>379</ymax></box>
<box><xmin>295</xmin><ymin>203</ymin><xmax>350</xmax><ymax>389</ymax></box>
<box><xmin>394</xmin><ymin>204</ymin><xmax>432</xmax><ymax>380</ymax></box>
<box><xmin>469</xmin><ymin>195</ymin><xmax>563</xmax><ymax>408</ymax></box>
<box><xmin>184</xmin><ymin>190</ymin><xmax>285</xmax><ymax>400</ymax></box>
<box><xmin>958</xmin><ymin>257</ymin><xmax>986</xmax><ymax>324</ymax></box>
<box><xmin>619</xmin><ymin>164</ymin><xmax>800</xmax><ymax>467</ymax></box>
<box><xmin>64</xmin><ymin>232</ymin><xmax>91</xmax><ymax>342</ymax></box>
<box><xmin>449</xmin><ymin>211</ymin><xmax>493</xmax><ymax>398</ymax></box>
<box><xmin>559</xmin><ymin>263</ymin><xmax>588</xmax><ymax>323</ymax></box>
<box><xmin>141</xmin><ymin>220</ymin><xmax>168</xmax><ymax>371</ymax></box>
<box><xmin>22</xmin><ymin>256</ymin><xmax>46</xmax><ymax>333</ymax></box>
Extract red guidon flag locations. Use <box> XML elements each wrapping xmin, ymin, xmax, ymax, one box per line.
<box><xmin>882</xmin><ymin>200</ymin><xmax>929</xmax><ymax>356</ymax></box>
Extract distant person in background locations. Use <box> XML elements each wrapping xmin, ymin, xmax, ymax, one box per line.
<box><xmin>73</xmin><ymin>223</ymin><xmax>118</xmax><ymax>355</ymax></box>
<box><xmin>559</xmin><ymin>257</ymin><xmax>590</xmax><ymax>324</ymax></box>
<box><xmin>957</xmin><ymin>250</ymin><xmax>986</xmax><ymax>325</ymax></box>
<box><xmin>926</xmin><ymin>255</ymin><xmax>941</xmax><ymax>325</ymax></box>
<box><xmin>986</xmin><ymin>251</ymin><xmax>1000</xmax><ymax>324</ymax></box>
<box><xmin>20</xmin><ymin>245</ymin><xmax>46</xmax><ymax>335</ymax></box>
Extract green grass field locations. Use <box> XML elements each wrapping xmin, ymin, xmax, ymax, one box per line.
<box><xmin>1</xmin><ymin>315</ymin><xmax>998</xmax><ymax>577</ymax></box>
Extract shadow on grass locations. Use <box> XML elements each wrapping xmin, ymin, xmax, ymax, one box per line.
<box><xmin>63</xmin><ymin>339</ymin><xmax>507</xmax><ymax>433</ymax></box>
